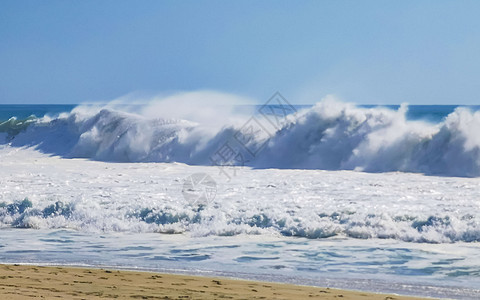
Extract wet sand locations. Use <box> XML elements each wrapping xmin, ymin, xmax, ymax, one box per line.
<box><xmin>0</xmin><ymin>264</ymin><xmax>430</xmax><ymax>299</ymax></box>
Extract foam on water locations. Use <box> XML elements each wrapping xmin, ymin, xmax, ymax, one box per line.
<box><xmin>1</xmin><ymin>146</ymin><xmax>480</xmax><ymax>244</ymax></box>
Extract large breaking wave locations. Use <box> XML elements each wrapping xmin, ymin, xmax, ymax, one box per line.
<box><xmin>2</xmin><ymin>94</ymin><xmax>480</xmax><ymax>177</ymax></box>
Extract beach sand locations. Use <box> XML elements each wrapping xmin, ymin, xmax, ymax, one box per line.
<box><xmin>0</xmin><ymin>264</ymin><xmax>429</xmax><ymax>299</ymax></box>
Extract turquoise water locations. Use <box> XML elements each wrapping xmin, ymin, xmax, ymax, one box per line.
<box><xmin>0</xmin><ymin>105</ymin><xmax>76</xmax><ymax>121</ymax></box>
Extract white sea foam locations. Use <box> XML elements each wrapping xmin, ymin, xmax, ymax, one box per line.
<box><xmin>1</xmin><ymin>146</ymin><xmax>480</xmax><ymax>243</ymax></box>
<box><xmin>256</xmin><ymin>99</ymin><xmax>480</xmax><ymax>177</ymax></box>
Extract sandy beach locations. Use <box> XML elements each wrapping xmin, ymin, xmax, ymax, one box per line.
<box><xmin>0</xmin><ymin>264</ymin><xmax>430</xmax><ymax>299</ymax></box>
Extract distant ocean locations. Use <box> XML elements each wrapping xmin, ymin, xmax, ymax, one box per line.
<box><xmin>0</xmin><ymin>104</ymin><xmax>76</xmax><ymax>121</ymax></box>
<box><xmin>2</xmin><ymin>102</ymin><xmax>480</xmax><ymax>299</ymax></box>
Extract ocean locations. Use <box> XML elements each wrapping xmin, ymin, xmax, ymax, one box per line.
<box><xmin>1</xmin><ymin>102</ymin><xmax>480</xmax><ymax>298</ymax></box>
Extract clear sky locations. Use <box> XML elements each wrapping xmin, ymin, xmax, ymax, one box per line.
<box><xmin>1</xmin><ymin>0</ymin><xmax>480</xmax><ymax>105</ymax></box>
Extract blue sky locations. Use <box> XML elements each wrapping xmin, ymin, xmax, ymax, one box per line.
<box><xmin>1</xmin><ymin>0</ymin><xmax>480</xmax><ymax>105</ymax></box>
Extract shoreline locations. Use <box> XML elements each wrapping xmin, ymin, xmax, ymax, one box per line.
<box><xmin>0</xmin><ymin>264</ymin><xmax>430</xmax><ymax>299</ymax></box>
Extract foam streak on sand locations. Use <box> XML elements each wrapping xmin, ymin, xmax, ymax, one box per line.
<box><xmin>0</xmin><ymin>264</ymin><xmax>427</xmax><ymax>299</ymax></box>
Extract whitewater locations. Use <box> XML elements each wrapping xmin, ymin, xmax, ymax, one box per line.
<box><xmin>1</xmin><ymin>94</ymin><xmax>480</xmax><ymax>298</ymax></box>
<box><xmin>3</xmin><ymin>95</ymin><xmax>480</xmax><ymax>177</ymax></box>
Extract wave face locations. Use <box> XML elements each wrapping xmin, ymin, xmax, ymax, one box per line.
<box><xmin>257</xmin><ymin>101</ymin><xmax>480</xmax><ymax>177</ymax></box>
<box><xmin>0</xmin><ymin>116</ymin><xmax>37</xmax><ymax>142</ymax></box>
<box><xmin>2</xmin><ymin>99</ymin><xmax>480</xmax><ymax>177</ymax></box>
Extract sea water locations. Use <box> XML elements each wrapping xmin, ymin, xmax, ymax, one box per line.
<box><xmin>1</xmin><ymin>102</ymin><xmax>480</xmax><ymax>299</ymax></box>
